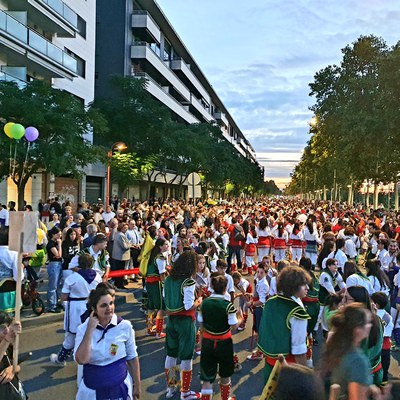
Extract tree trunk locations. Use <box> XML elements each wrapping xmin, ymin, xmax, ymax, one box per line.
<box><xmin>395</xmin><ymin>183</ymin><xmax>399</xmax><ymax>212</ymax></box>
<box><xmin>17</xmin><ymin>181</ymin><xmax>26</xmax><ymax>211</ymax></box>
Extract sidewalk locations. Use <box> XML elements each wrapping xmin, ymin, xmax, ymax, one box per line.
<box><xmin>20</xmin><ymin>269</ymin><xmax>142</xmax><ymax>329</ymax></box>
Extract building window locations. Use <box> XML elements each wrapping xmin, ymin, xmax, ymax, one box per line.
<box><xmin>77</xmin><ymin>15</ymin><xmax>86</xmax><ymax>39</ymax></box>
<box><xmin>150</xmin><ymin>42</ymin><xmax>161</xmax><ymax>57</ymax></box>
<box><xmin>163</xmin><ymin>39</ymin><xmax>171</xmax><ymax>61</ymax></box>
<box><xmin>64</xmin><ymin>48</ymin><xmax>86</xmax><ymax>78</ymax></box>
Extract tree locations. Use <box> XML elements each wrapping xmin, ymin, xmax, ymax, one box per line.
<box><xmin>0</xmin><ymin>81</ymin><xmax>106</xmax><ymax>210</ymax></box>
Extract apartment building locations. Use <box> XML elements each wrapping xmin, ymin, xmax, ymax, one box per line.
<box><xmin>0</xmin><ymin>0</ymin><xmax>103</xmax><ymax>208</ymax></box>
<box><xmin>96</xmin><ymin>0</ymin><xmax>262</xmax><ymax>199</ymax></box>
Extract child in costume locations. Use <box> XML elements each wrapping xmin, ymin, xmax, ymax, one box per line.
<box><xmin>164</xmin><ymin>250</ymin><xmax>203</xmax><ymax>400</ymax></box>
<box><xmin>257</xmin><ymin>266</ymin><xmax>311</xmax><ymax>382</ymax></box>
<box><xmin>371</xmin><ymin>291</ymin><xmax>393</xmax><ymax>384</ymax></box>
<box><xmin>198</xmin><ymin>274</ymin><xmax>240</xmax><ymax>400</ymax></box>
<box><xmin>50</xmin><ymin>253</ymin><xmax>102</xmax><ymax>365</ymax></box>
<box><xmin>232</xmin><ymin>271</ymin><xmax>252</xmax><ymax>331</ymax></box>
<box><xmin>145</xmin><ymin>237</ymin><xmax>169</xmax><ymax>339</ymax></box>
<box><xmin>247</xmin><ymin>264</ymin><xmax>269</xmax><ymax>361</ymax></box>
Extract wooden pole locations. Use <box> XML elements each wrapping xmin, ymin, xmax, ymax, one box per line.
<box><xmin>13</xmin><ymin>233</ymin><xmax>23</xmax><ymax>372</ymax></box>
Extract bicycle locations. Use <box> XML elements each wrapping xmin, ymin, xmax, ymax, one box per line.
<box><xmin>21</xmin><ymin>279</ymin><xmax>45</xmax><ymax>316</ymax></box>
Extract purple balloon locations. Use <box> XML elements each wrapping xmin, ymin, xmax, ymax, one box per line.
<box><xmin>25</xmin><ymin>126</ymin><xmax>39</xmax><ymax>142</ymax></box>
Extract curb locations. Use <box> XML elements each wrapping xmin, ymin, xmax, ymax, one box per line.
<box><xmin>21</xmin><ymin>285</ymin><xmax>141</xmax><ymax>329</ymax></box>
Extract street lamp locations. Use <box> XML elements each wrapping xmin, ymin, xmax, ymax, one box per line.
<box><xmin>106</xmin><ymin>141</ymin><xmax>127</xmax><ymax>206</ymax></box>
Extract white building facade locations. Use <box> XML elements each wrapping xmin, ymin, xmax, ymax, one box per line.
<box><xmin>0</xmin><ymin>0</ymin><xmax>103</xmax><ymax>208</ymax></box>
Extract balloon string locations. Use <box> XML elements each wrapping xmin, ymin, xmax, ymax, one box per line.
<box><xmin>20</xmin><ymin>142</ymin><xmax>30</xmax><ymax>187</ymax></box>
<box><xmin>11</xmin><ymin>140</ymin><xmax>17</xmax><ymax>180</ymax></box>
<box><xmin>9</xmin><ymin>141</ymin><xmax>12</xmax><ymax>175</ymax></box>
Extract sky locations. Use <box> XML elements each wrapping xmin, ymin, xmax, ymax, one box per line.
<box><xmin>156</xmin><ymin>0</ymin><xmax>400</xmax><ymax>188</ymax></box>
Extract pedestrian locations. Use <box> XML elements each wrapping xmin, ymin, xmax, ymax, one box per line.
<box><xmin>247</xmin><ymin>264</ymin><xmax>269</xmax><ymax>361</ymax></box>
<box><xmin>198</xmin><ymin>274</ymin><xmax>240</xmax><ymax>400</ymax></box>
<box><xmin>319</xmin><ymin>303</ymin><xmax>390</xmax><ymax>400</ymax></box>
<box><xmin>145</xmin><ymin>237</ymin><xmax>168</xmax><ymax>338</ymax></box>
<box><xmin>74</xmin><ymin>285</ymin><xmax>141</xmax><ymax>399</ymax></box>
<box><xmin>46</xmin><ymin>226</ymin><xmax>63</xmax><ymax>313</ymax></box>
<box><xmin>0</xmin><ymin>312</ymin><xmax>24</xmax><ymax>399</ymax></box>
<box><xmin>50</xmin><ymin>253</ymin><xmax>102</xmax><ymax>366</ymax></box>
<box><xmin>257</xmin><ymin>266</ymin><xmax>310</xmax><ymax>382</ymax></box>
<box><xmin>163</xmin><ymin>250</ymin><xmax>202</xmax><ymax>400</ymax></box>
<box><xmin>371</xmin><ymin>292</ymin><xmax>393</xmax><ymax>384</ymax></box>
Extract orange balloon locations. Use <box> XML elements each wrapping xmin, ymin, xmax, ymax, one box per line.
<box><xmin>4</xmin><ymin>122</ymin><xmax>14</xmax><ymax>138</ymax></box>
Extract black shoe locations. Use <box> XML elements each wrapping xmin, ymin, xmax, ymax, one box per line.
<box><xmin>56</xmin><ymin>304</ymin><xmax>64</xmax><ymax>310</ymax></box>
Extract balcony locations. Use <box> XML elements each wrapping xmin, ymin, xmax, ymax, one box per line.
<box><xmin>131</xmin><ymin>42</ymin><xmax>190</xmax><ymax>101</ymax></box>
<box><xmin>8</xmin><ymin>0</ymin><xmax>78</xmax><ymax>37</ymax></box>
<box><xmin>190</xmin><ymin>94</ymin><xmax>214</xmax><ymax>123</ymax></box>
<box><xmin>0</xmin><ymin>70</ymin><xmax>27</xmax><ymax>88</ymax></box>
<box><xmin>0</xmin><ymin>10</ymin><xmax>77</xmax><ymax>78</ymax></box>
<box><xmin>133</xmin><ymin>72</ymin><xmax>198</xmax><ymax>124</ymax></box>
<box><xmin>214</xmin><ymin>111</ymin><xmax>229</xmax><ymax>128</ymax></box>
<box><xmin>132</xmin><ymin>11</ymin><xmax>160</xmax><ymax>43</ymax></box>
<box><xmin>170</xmin><ymin>58</ymin><xmax>210</xmax><ymax>103</ymax></box>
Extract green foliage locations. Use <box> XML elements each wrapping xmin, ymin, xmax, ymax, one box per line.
<box><xmin>288</xmin><ymin>35</ymin><xmax>400</xmax><ymax>195</ymax></box>
<box><xmin>94</xmin><ymin>76</ymin><xmax>265</xmax><ymax>196</ymax></box>
<box><xmin>0</xmin><ymin>80</ymin><xmax>105</xmax><ymax>208</ymax></box>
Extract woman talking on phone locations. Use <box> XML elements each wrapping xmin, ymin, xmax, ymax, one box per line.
<box><xmin>74</xmin><ymin>286</ymin><xmax>141</xmax><ymax>399</ymax></box>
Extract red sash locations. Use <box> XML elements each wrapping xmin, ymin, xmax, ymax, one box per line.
<box><xmin>257</xmin><ymin>236</ymin><xmax>271</xmax><ymax>248</ymax></box>
<box><xmin>273</xmin><ymin>238</ymin><xmax>286</xmax><ymax>249</ymax></box>
<box><xmin>291</xmin><ymin>239</ymin><xmax>303</xmax><ymax>248</ymax></box>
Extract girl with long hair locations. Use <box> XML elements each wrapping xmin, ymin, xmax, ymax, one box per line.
<box><xmin>365</xmin><ymin>259</ymin><xmax>390</xmax><ymax>297</ymax></box>
<box><xmin>163</xmin><ymin>250</ymin><xmax>202</xmax><ymax>399</ymax></box>
<box><xmin>145</xmin><ymin>237</ymin><xmax>169</xmax><ymax>338</ymax></box>
<box><xmin>320</xmin><ymin>303</ymin><xmax>377</xmax><ymax>400</ymax></box>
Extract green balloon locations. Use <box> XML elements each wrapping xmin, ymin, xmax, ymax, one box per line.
<box><xmin>11</xmin><ymin>123</ymin><xmax>25</xmax><ymax>140</ymax></box>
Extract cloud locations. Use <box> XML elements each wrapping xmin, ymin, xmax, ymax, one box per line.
<box><xmin>156</xmin><ymin>0</ymin><xmax>400</xmax><ymax>183</ymax></box>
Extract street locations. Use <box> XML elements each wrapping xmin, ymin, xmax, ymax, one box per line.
<box><xmin>18</xmin><ymin>284</ymin><xmax>400</xmax><ymax>400</ymax></box>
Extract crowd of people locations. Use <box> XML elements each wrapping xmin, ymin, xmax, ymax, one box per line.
<box><xmin>2</xmin><ymin>195</ymin><xmax>400</xmax><ymax>399</ymax></box>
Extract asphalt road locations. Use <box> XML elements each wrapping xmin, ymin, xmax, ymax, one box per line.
<box><xmin>17</xmin><ymin>284</ymin><xmax>400</xmax><ymax>400</ymax></box>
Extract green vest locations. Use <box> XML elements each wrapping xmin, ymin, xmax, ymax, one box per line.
<box><xmin>79</xmin><ymin>247</ymin><xmax>109</xmax><ymax>272</ymax></box>
<box><xmin>200</xmin><ymin>296</ymin><xmax>236</xmax><ymax>335</ymax></box>
<box><xmin>307</xmin><ymin>272</ymin><xmax>320</xmax><ymax>299</ymax></box>
<box><xmin>318</xmin><ymin>270</ymin><xmax>338</xmax><ymax>305</ymax></box>
<box><xmin>164</xmin><ymin>277</ymin><xmax>195</xmax><ymax>313</ymax></box>
<box><xmin>147</xmin><ymin>254</ymin><xmax>166</xmax><ymax>278</ymax></box>
<box><xmin>361</xmin><ymin>318</ymin><xmax>384</xmax><ymax>371</ymax></box>
<box><xmin>257</xmin><ymin>295</ymin><xmax>310</xmax><ymax>358</ymax></box>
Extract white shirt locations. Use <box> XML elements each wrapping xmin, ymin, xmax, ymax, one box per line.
<box><xmin>0</xmin><ymin>208</ymin><xmax>9</xmax><ymax>227</ymax></box>
<box><xmin>269</xmin><ymin>276</ymin><xmax>277</xmax><ymax>296</ymax></box>
<box><xmin>368</xmin><ymin>275</ymin><xmax>390</xmax><ymax>296</ymax></box>
<box><xmin>377</xmin><ymin>309</ymin><xmax>394</xmax><ymax>337</ymax></box>
<box><xmin>69</xmin><ymin>246</ymin><xmax>110</xmax><ymax>274</ymax></box>
<box><xmin>319</xmin><ymin>270</ymin><xmax>346</xmax><ymax>294</ymax></box>
<box><xmin>346</xmin><ymin>273</ymin><xmax>374</xmax><ymax>295</ymax></box>
<box><xmin>0</xmin><ymin>246</ymin><xmax>18</xmax><ymax>281</ymax></box>
<box><xmin>255</xmin><ymin>277</ymin><xmax>269</xmax><ymax>304</ymax></box>
<box><xmin>290</xmin><ymin>296</ymin><xmax>308</xmax><ymax>355</ymax></box>
<box><xmin>324</xmin><ymin>249</ymin><xmax>347</xmax><ymax>272</ymax></box>
<box><xmin>101</xmin><ymin>211</ymin><xmax>115</xmax><ymax>225</ymax></box>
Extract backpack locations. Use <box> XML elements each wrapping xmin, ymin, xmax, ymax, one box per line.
<box><xmin>233</xmin><ymin>225</ymin><xmax>245</xmax><ymax>242</ymax></box>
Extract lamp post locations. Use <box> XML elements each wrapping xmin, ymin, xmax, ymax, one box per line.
<box><xmin>106</xmin><ymin>142</ymin><xmax>127</xmax><ymax>206</ymax></box>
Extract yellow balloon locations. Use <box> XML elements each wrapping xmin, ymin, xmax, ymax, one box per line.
<box><xmin>4</xmin><ymin>122</ymin><xmax>14</xmax><ymax>138</ymax></box>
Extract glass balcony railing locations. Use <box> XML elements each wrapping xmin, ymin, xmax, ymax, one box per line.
<box><xmin>0</xmin><ymin>71</ymin><xmax>27</xmax><ymax>88</ymax></box>
<box><xmin>0</xmin><ymin>10</ymin><xmax>77</xmax><ymax>74</ymax></box>
<box><xmin>40</xmin><ymin>0</ymin><xmax>78</xmax><ymax>28</ymax></box>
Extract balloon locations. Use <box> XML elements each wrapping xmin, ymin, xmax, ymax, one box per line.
<box><xmin>25</xmin><ymin>126</ymin><xmax>39</xmax><ymax>142</ymax></box>
<box><xmin>10</xmin><ymin>123</ymin><xmax>25</xmax><ymax>140</ymax></box>
<box><xmin>4</xmin><ymin>122</ymin><xmax>14</xmax><ymax>138</ymax></box>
